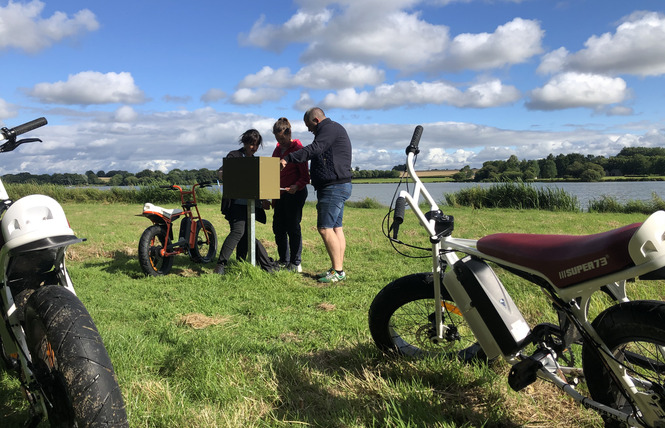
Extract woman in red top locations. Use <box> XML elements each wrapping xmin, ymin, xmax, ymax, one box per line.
<box><xmin>271</xmin><ymin>117</ymin><xmax>310</xmax><ymax>272</ymax></box>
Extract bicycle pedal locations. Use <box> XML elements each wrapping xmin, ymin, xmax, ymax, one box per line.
<box><xmin>508</xmin><ymin>358</ymin><xmax>542</xmax><ymax>391</ymax></box>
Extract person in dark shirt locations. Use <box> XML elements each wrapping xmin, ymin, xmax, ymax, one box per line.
<box><xmin>214</xmin><ymin>129</ymin><xmax>278</xmax><ymax>275</ymax></box>
<box><xmin>280</xmin><ymin>107</ymin><xmax>352</xmax><ymax>283</ymax></box>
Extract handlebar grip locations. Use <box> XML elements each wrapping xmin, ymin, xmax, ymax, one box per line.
<box><xmin>391</xmin><ymin>196</ymin><xmax>406</xmax><ymax>239</ymax></box>
<box><xmin>11</xmin><ymin>117</ymin><xmax>47</xmax><ymax>137</ymax></box>
<box><xmin>406</xmin><ymin>125</ymin><xmax>423</xmax><ymax>155</ymax></box>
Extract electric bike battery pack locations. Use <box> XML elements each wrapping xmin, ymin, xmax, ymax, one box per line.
<box><xmin>444</xmin><ymin>256</ymin><xmax>530</xmax><ymax>359</ymax></box>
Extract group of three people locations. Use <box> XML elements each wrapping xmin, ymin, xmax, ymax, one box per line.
<box><xmin>214</xmin><ymin>107</ymin><xmax>353</xmax><ymax>284</ymax></box>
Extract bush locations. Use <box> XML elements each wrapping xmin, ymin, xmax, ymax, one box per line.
<box><xmin>4</xmin><ymin>183</ymin><xmax>223</xmax><ymax>205</ymax></box>
<box><xmin>444</xmin><ymin>182</ymin><xmax>580</xmax><ymax>211</ymax></box>
<box><xmin>347</xmin><ymin>197</ymin><xmax>385</xmax><ymax>209</ymax></box>
<box><xmin>588</xmin><ymin>192</ymin><xmax>665</xmax><ymax>214</ymax></box>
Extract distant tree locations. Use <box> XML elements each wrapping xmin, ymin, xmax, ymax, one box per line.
<box><xmin>618</xmin><ymin>147</ymin><xmax>665</xmax><ymax>158</ymax></box>
<box><xmin>452</xmin><ymin>165</ymin><xmax>474</xmax><ymax>182</ymax></box>
<box><xmin>473</xmin><ymin>162</ymin><xmax>501</xmax><ymax>182</ymax></box>
<box><xmin>540</xmin><ymin>158</ymin><xmax>558</xmax><ymax>179</ymax></box>
<box><xmin>579</xmin><ymin>163</ymin><xmax>605</xmax><ymax>182</ymax></box>
<box><xmin>109</xmin><ymin>174</ymin><xmax>124</xmax><ymax>186</ymax></box>
<box><xmin>522</xmin><ymin>160</ymin><xmax>540</xmax><ymax>180</ymax></box>
<box><xmin>625</xmin><ymin>154</ymin><xmax>650</xmax><ymax>175</ymax></box>
<box><xmin>651</xmin><ymin>157</ymin><xmax>665</xmax><ymax>175</ymax></box>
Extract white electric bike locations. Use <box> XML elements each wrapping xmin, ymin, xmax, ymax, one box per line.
<box><xmin>369</xmin><ymin>126</ymin><xmax>665</xmax><ymax>427</ymax></box>
<box><xmin>0</xmin><ymin>118</ymin><xmax>128</xmax><ymax>426</ymax></box>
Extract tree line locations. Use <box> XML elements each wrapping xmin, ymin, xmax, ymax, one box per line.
<box><xmin>1</xmin><ymin>167</ymin><xmax>401</xmax><ymax>186</ymax></box>
<box><xmin>1</xmin><ymin>169</ymin><xmax>221</xmax><ymax>186</ymax></box>
<box><xmin>2</xmin><ymin>146</ymin><xmax>663</xmax><ymax>185</ymax></box>
<box><xmin>458</xmin><ymin>147</ymin><xmax>665</xmax><ymax>182</ymax></box>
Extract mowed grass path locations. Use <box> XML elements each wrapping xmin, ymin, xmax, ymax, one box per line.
<box><xmin>1</xmin><ymin>200</ymin><xmax>659</xmax><ymax>427</ymax></box>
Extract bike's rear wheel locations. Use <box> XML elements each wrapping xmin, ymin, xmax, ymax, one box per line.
<box><xmin>138</xmin><ymin>224</ymin><xmax>174</xmax><ymax>276</ymax></box>
<box><xmin>24</xmin><ymin>285</ymin><xmax>128</xmax><ymax>427</ymax></box>
<box><xmin>190</xmin><ymin>219</ymin><xmax>217</xmax><ymax>263</ymax></box>
<box><xmin>368</xmin><ymin>272</ymin><xmax>482</xmax><ymax>360</ymax></box>
<box><xmin>583</xmin><ymin>300</ymin><xmax>665</xmax><ymax>427</ymax></box>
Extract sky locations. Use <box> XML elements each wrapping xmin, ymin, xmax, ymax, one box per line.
<box><xmin>0</xmin><ymin>0</ymin><xmax>664</xmax><ymax>175</ymax></box>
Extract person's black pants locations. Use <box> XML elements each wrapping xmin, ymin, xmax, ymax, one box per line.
<box><xmin>272</xmin><ymin>188</ymin><xmax>307</xmax><ymax>265</ymax></box>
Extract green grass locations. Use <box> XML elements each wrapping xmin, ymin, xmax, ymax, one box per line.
<box><xmin>0</xmin><ymin>201</ymin><xmax>660</xmax><ymax>427</ymax></box>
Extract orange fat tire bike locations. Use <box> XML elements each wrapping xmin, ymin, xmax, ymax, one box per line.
<box><xmin>138</xmin><ymin>182</ymin><xmax>218</xmax><ymax>276</ymax></box>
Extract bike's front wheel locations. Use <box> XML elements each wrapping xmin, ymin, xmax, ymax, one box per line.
<box><xmin>583</xmin><ymin>300</ymin><xmax>665</xmax><ymax>427</ymax></box>
<box><xmin>190</xmin><ymin>219</ymin><xmax>217</xmax><ymax>263</ymax></box>
<box><xmin>138</xmin><ymin>224</ymin><xmax>174</xmax><ymax>276</ymax></box>
<box><xmin>368</xmin><ymin>272</ymin><xmax>483</xmax><ymax>359</ymax></box>
<box><xmin>24</xmin><ymin>285</ymin><xmax>128</xmax><ymax>426</ymax></box>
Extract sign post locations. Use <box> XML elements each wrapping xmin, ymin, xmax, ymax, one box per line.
<box><xmin>221</xmin><ymin>157</ymin><xmax>280</xmax><ymax>265</ymax></box>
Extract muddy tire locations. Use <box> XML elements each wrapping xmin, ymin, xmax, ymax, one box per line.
<box><xmin>24</xmin><ymin>285</ymin><xmax>128</xmax><ymax>427</ymax></box>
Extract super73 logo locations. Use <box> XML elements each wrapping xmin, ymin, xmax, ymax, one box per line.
<box><xmin>559</xmin><ymin>256</ymin><xmax>609</xmax><ymax>280</ymax></box>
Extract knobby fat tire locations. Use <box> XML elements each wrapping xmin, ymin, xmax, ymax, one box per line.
<box><xmin>24</xmin><ymin>285</ymin><xmax>128</xmax><ymax>426</ymax></box>
<box><xmin>190</xmin><ymin>219</ymin><xmax>217</xmax><ymax>263</ymax></box>
<box><xmin>582</xmin><ymin>300</ymin><xmax>665</xmax><ymax>428</ymax></box>
<box><xmin>368</xmin><ymin>272</ymin><xmax>479</xmax><ymax>358</ymax></box>
<box><xmin>138</xmin><ymin>224</ymin><xmax>174</xmax><ymax>276</ymax></box>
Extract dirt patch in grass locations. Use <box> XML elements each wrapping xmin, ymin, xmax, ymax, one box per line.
<box><xmin>316</xmin><ymin>302</ymin><xmax>336</xmax><ymax>311</ymax></box>
<box><xmin>177</xmin><ymin>313</ymin><xmax>232</xmax><ymax>329</ymax></box>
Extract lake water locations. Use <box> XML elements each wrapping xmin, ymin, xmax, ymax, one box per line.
<box><xmin>304</xmin><ymin>181</ymin><xmax>665</xmax><ymax>210</ymax></box>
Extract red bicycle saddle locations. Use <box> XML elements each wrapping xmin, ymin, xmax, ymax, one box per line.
<box><xmin>476</xmin><ymin>222</ymin><xmax>642</xmax><ymax>288</ymax></box>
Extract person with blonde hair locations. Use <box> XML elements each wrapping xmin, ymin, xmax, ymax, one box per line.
<box><xmin>271</xmin><ymin>117</ymin><xmax>310</xmax><ymax>272</ymax></box>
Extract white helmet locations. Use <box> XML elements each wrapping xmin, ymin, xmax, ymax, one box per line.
<box><xmin>1</xmin><ymin>195</ymin><xmax>75</xmax><ymax>251</ymax></box>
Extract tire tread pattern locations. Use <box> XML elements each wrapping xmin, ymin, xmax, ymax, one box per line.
<box><xmin>25</xmin><ymin>285</ymin><xmax>128</xmax><ymax>427</ymax></box>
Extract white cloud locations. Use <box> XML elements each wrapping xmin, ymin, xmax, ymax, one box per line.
<box><xmin>606</xmin><ymin>105</ymin><xmax>634</xmax><ymax>116</ymax></box>
<box><xmin>321</xmin><ymin>78</ymin><xmax>520</xmax><ymax>109</ymax></box>
<box><xmin>0</xmin><ymin>98</ymin><xmax>17</xmax><ymax>121</ymax></box>
<box><xmin>295</xmin><ymin>62</ymin><xmax>385</xmax><ymax>88</ymax></box>
<box><xmin>537</xmin><ymin>47</ymin><xmax>568</xmax><ymax>75</ymax></box>
<box><xmin>239</xmin><ymin>9</ymin><xmax>332</xmax><ymax>51</ymax></box>
<box><xmin>0</xmin><ymin>0</ymin><xmax>99</xmax><ymax>53</ymax></box>
<box><xmin>294</xmin><ymin>92</ymin><xmax>315</xmax><ymax>111</ymax></box>
<box><xmin>245</xmin><ymin>4</ymin><xmax>542</xmax><ymax>73</ymax></box>
<box><xmin>238</xmin><ymin>62</ymin><xmax>384</xmax><ymax>90</ymax></box>
<box><xmin>441</xmin><ymin>18</ymin><xmax>544</xmax><ymax>71</ymax></box>
<box><xmin>540</xmin><ymin>11</ymin><xmax>665</xmax><ymax>77</ymax></box>
<box><xmin>27</xmin><ymin>71</ymin><xmax>146</xmax><ymax>105</ymax></box>
<box><xmin>238</xmin><ymin>66</ymin><xmax>294</xmax><ymax>89</ymax></box>
<box><xmin>526</xmin><ymin>72</ymin><xmax>628</xmax><ymax>111</ymax></box>
<box><xmin>229</xmin><ymin>88</ymin><xmax>286</xmax><ymax>105</ymax></box>
<box><xmin>201</xmin><ymin>88</ymin><xmax>226</xmax><ymax>103</ymax></box>
<box><xmin>114</xmin><ymin>106</ymin><xmax>138</xmax><ymax>122</ymax></box>
<box><xmin>302</xmin><ymin>10</ymin><xmax>450</xmax><ymax>70</ymax></box>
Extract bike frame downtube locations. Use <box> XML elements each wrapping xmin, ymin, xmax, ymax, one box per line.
<box><xmin>402</xmin><ymin>151</ymin><xmax>449</xmax><ymax>341</ymax></box>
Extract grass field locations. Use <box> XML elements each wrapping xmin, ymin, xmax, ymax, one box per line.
<box><xmin>0</xmin><ymin>200</ymin><xmax>661</xmax><ymax>427</ymax></box>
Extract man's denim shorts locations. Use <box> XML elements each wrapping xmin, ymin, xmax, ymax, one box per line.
<box><xmin>316</xmin><ymin>182</ymin><xmax>352</xmax><ymax>229</ymax></box>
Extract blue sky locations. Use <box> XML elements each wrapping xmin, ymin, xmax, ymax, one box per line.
<box><xmin>0</xmin><ymin>0</ymin><xmax>664</xmax><ymax>175</ymax></box>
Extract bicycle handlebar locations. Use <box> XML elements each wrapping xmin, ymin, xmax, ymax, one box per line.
<box><xmin>161</xmin><ymin>182</ymin><xmax>212</xmax><ymax>191</ymax></box>
<box><xmin>1</xmin><ymin>117</ymin><xmax>47</xmax><ymax>140</ymax></box>
<box><xmin>0</xmin><ymin>117</ymin><xmax>48</xmax><ymax>153</ymax></box>
<box><xmin>406</xmin><ymin>125</ymin><xmax>423</xmax><ymax>155</ymax></box>
<box><xmin>391</xmin><ymin>196</ymin><xmax>406</xmax><ymax>239</ymax></box>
